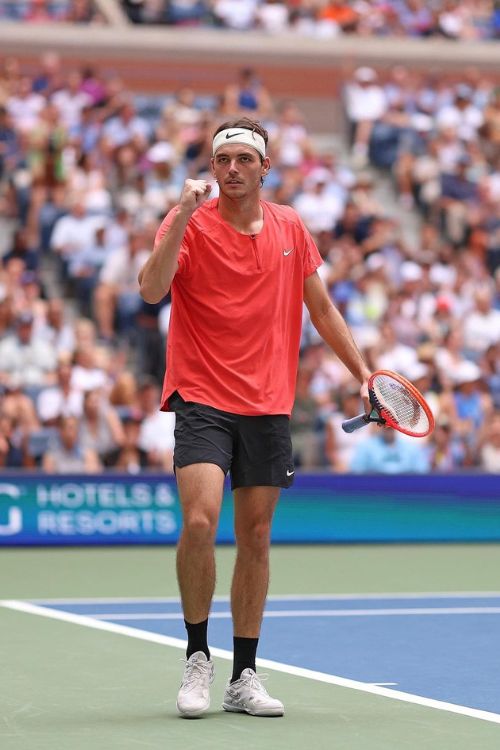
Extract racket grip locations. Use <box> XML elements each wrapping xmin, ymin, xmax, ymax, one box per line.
<box><xmin>341</xmin><ymin>413</ymin><xmax>370</xmax><ymax>433</ymax></box>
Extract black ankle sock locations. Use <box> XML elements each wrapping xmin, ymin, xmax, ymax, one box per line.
<box><xmin>184</xmin><ymin>618</ymin><xmax>210</xmax><ymax>660</ymax></box>
<box><xmin>231</xmin><ymin>636</ymin><xmax>259</xmax><ymax>682</ymax></box>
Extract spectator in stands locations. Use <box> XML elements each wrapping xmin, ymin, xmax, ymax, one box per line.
<box><xmin>482</xmin><ymin>342</ymin><xmax>500</xmax><ymax>409</ymax></box>
<box><xmin>221</xmin><ymin>67</ymin><xmax>273</xmax><ymax>118</ymax></box>
<box><xmin>137</xmin><ymin>376</ymin><xmax>175</xmax><ymax>472</ymax></box>
<box><xmin>479</xmin><ymin>412</ymin><xmax>500</xmax><ymax>472</ymax></box>
<box><xmin>212</xmin><ymin>0</ymin><xmax>258</xmax><ymax>30</ymax></box>
<box><xmin>79</xmin><ymin>389</ymin><xmax>125</xmax><ymax>466</ymax></box>
<box><xmin>71</xmin><ymin>341</ymin><xmax>110</xmax><ymax>393</ymax></box>
<box><xmin>50</xmin><ymin>195</ymin><xmax>104</xmax><ymax>282</ymax></box>
<box><xmin>428</xmin><ymin>415</ymin><xmax>466</xmax><ymax>472</ymax></box>
<box><xmin>325</xmin><ymin>382</ymin><xmax>367</xmax><ymax>472</ymax></box>
<box><xmin>66</xmin><ymin>151</ymin><xmax>112</xmax><ymax>214</ymax></box>
<box><xmin>36</xmin><ymin>353</ymin><xmax>83</xmax><ymax>426</ymax></box>
<box><xmin>2</xmin><ymin>227</ymin><xmax>39</xmax><ymax>271</ymax></box>
<box><xmin>436</xmin><ymin>83</ymin><xmax>484</xmax><ymax>141</ymax></box>
<box><xmin>101</xmin><ymin>98</ymin><xmax>151</xmax><ymax>153</ymax></box>
<box><xmin>108</xmin><ymin>408</ymin><xmax>148</xmax><ymax>473</ymax></box>
<box><xmin>350</xmin><ymin>426</ymin><xmax>431</xmax><ymax>473</ymax></box>
<box><xmin>440</xmin><ymin>360</ymin><xmax>494</xmax><ymax>461</ymax></box>
<box><xmin>93</xmin><ymin>229</ymin><xmax>150</xmax><ymax>341</ymax></box>
<box><xmin>343</xmin><ymin>67</ymin><xmax>387</xmax><ymax>167</ymax></box>
<box><xmin>268</xmin><ymin>99</ymin><xmax>311</xmax><ymax>170</ymax></box>
<box><xmin>66</xmin><ymin>0</ymin><xmax>102</xmax><ymax>24</ymax></box>
<box><xmin>36</xmin><ymin>297</ymin><xmax>76</xmax><ymax>355</ymax></box>
<box><xmin>256</xmin><ymin>0</ymin><xmax>290</xmax><ymax>34</ymax></box>
<box><xmin>0</xmin><ymin>412</ymin><xmax>28</xmax><ymax>468</ymax></box>
<box><xmin>69</xmin><ymin>221</ymin><xmax>114</xmax><ymax>316</ymax></box>
<box><xmin>6</xmin><ymin>76</ymin><xmax>45</xmax><ymax>134</ymax></box>
<box><xmin>0</xmin><ymin>310</ymin><xmax>57</xmax><ymax>391</ymax></box>
<box><xmin>293</xmin><ymin>167</ymin><xmax>345</xmax><ymax>234</ymax></box>
<box><xmin>51</xmin><ymin>70</ymin><xmax>93</xmax><ymax>130</ymax></box>
<box><xmin>438</xmin><ymin>154</ymin><xmax>480</xmax><ymax>246</ymax></box>
<box><xmin>0</xmin><ymin>105</ymin><xmax>19</xmax><ymax>181</ymax></box>
<box><xmin>462</xmin><ymin>287</ymin><xmax>500</xmax><ymax>360</ymax></box>
<box><xmin>1</xmin><ymin>47</ymin><xmax>500</xmax><ymax>475</ymax></box>
<box><xmin>290</xmin><ymin>362</ymin><xmax>323</xmax><ymax>468</ymax></box>
<box><xmin>42</xmin><ymin>414</ymin><xmax>100</xmax><ymax>473</ymax></box>
<box><xmin>109</xmin><ymin>371</ymin><xmax>140</xmax><ymax>414</ymax></box>
<box><xmin>143</xmin><ymin>141</ymin><xmax>181</xmax><ymax>216</ymax></box>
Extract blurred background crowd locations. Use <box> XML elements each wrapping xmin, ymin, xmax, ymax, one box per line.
<box><xmin>124</xmin><ymin>0</ymin><xmax>500</xmax><ymax>40</ymax></box>
<box><xmin>1</xmin><ymin>1</ymin><xmax>499</xmax><ymax>41</ymax></box>
<box><xmin>0</xmin><ymin>11</ymin><xmax>499</xmax><ymax>475</ymax></box>
<box><xmin>0</xmin><ymin>0</ymin><xmax>100</xmax><ymax>22</ymax></box>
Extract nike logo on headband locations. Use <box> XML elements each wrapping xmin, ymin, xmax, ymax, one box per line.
<box><xmin>225</xmin><ymin>132</ymin><xmax>245</xmax><ymax>139</ymax></box>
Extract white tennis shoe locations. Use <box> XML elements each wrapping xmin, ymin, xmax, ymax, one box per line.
<box><xmin>176</xmin><ymin>651</ymin><xmax>214</xmax><ymax>718</ymax></box>
<box><xmin>222</xmin><ymin>669</ymin><xmax>284</xmax><ymax>717</ymax></box>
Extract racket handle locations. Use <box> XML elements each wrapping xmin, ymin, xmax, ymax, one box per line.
<box><xmin>341</xmin><ymin>413</ymin><xmax>371</xmax><ymax>433</ymax></box>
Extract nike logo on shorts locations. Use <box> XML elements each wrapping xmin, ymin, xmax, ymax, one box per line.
<box><xmin>283</xmin><ymin>249</ymin><xmax>294</xmax><ymax>256</ymax></box>
<box><xmin>286</xmin><ymin>469</ymin><xmax>295</xmax><ymax>476</ymax></box>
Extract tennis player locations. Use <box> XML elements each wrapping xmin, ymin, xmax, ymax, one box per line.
<box><xmin>139</xmin><ymin>117</ymin><xmax>371</xmax><ymax>718</ymax></box>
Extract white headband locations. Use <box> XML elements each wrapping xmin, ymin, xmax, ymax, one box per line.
<box><xmin>212</xmin><ymin>128</ymin><xmax>266</xmax><ymax>159</ymax></box>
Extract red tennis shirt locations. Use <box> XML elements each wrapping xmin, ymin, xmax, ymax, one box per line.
<box><xmin>156</xmin><ymin>198</ymin><xmax>322</xmax><ymax>416</ymax></box>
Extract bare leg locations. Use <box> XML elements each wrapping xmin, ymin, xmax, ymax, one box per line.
<box><xmin>231</xmin><ymin>486</ymin><xmax>280</xmax><ymax>637</ymax></box>
<box><xmin>176</xmin><ymin>463</ymin><xmax>225</xmax><ymax>623</ymax></box>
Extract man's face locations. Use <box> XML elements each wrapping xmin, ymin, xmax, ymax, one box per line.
<box><xmin>211</xmin><ymin>145</ymin><xmax>269</xmax><ymax>198</ymax></box>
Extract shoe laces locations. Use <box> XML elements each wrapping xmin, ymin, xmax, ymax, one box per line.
<box><xmin>180</xmin><ymin>658</ymin><xmax>211</xmax><ymax>688</ymax></box>
<box><xmin>240</xmin><ymin>671</ymin><xmax>270</xmax><ymax>695</ymax></box>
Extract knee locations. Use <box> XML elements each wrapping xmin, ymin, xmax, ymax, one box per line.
<box><xmin>181</xmin><ymin>512</ymin><xmax>217</xmax><ymax>546</ymax></box>
<box><xmin>236</xmin><ymin>521</ymin><xmax>272</xmax><ymax>558</ymax></box>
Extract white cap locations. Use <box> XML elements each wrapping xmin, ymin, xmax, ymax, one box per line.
<box><xmin>411</xmin><ymin>113</ymin><xmax>434</xmax><ymax>132</ymax></box>
<box><xmin>452</xmin><ymin>360</ymin><xmax>482</xmax><ymax>385</ymax></box>
<box><xmin>304</xmin><ymin>167</ymin><xmax>333</xmax><ymax>189</ymax></box>
<box><xmin>400</xmin><ymin>261</ymin><xmax>423</xmax><ymax>282</ymax></box>
<box><xmin>403</xmin><ymin>362</ymin><xmax>429</xmax><ymax>382</ymax></box>
<box><xmin>355</xmin><ymin>67</ymin><xmax>377</xmax><ymax>83</ymax></box>
<box><xmin>147</xmin><ymin>142</ymin><xmax>176</xmax><ymax>164</ymax></box>
<box><xmin>365</xmin><ymin>253</ymin><xmax>385</xmax><ymax>271</ymax></box>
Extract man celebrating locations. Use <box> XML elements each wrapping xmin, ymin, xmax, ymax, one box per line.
<box><xmin>139</xmin><ymin>117</ymin><xmax>370</xmax><ymax>717</ymax></box>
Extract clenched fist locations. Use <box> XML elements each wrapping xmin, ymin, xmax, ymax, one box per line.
<box><xmin>179</xmin><ymin>179</ymin><xmax>212</xmax><ymax>214</ymax></box>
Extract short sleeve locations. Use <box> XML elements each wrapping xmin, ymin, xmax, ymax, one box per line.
<box><xmin>293</xmin><ymin>212</ymin><xmax>323</xmax><ymax>279</ymax></box>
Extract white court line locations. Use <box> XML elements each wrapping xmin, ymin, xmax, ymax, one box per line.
<box><xmin>89</xmin><ymin>606</ymin><xmax>500</xmax><ymax>621</ymax></box>
<box><xmin>1</xmin><ymin>599</ymin><xmax>500</xmax><ymax>726</ymax></box>
<box><xmin>27</xmin><ymin>591</ymin><xmax>500</xmax><ymax>605</ymax></box>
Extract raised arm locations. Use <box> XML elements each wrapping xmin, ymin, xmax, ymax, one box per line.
<box><xmin>304</xmin><ymin>271</ymin><xmax>371</xmax><ymax>412</ymax></box>
<box><xmin>138</xmin><ymin>179</ymin><xmax>212</xmax><ymax>304</ymax></box>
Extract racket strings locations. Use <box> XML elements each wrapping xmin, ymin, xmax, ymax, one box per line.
<box><xmin>372</xmin><ymin>375</ymin><xmax>430</xmax><ymax>435</ymax></box>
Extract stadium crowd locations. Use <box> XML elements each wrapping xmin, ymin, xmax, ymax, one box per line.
<box><xmin>121</xmin><ymin>0</ymin><xmax>500</xmax><ymax>40</ymax></box>
<box><xmin>1</xmin><ymin>1</ymin><xmax>499</xmax><ymax>40</ymax></box>
<box><xmin>0</xmin><ymin>1</ymin><xmax>100</xmax><ymax>22</ymax></box>
<box><xmin>0</xmin><ymin>49</ymin><xmax>499</xmax><ymax>474</ymax></box>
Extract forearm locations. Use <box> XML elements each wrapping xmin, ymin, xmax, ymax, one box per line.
<box><xmin>311</xmin><ymin>305</ymin><xmax>370</xmax><ymax>384</ymax></box>
<box><xmin>138</xmin><ymin>208</ymin><xmax>191</xmax><ymax>303</ymax></box>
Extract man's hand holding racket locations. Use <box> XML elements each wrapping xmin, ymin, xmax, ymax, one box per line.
<box><xmin>343</xmin><ymin>370</ymin><xmax>435</xmax><ymax>438</ymax></box>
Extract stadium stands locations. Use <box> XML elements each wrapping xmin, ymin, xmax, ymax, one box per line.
<box><xmin>0</xmin><ymin>10</ymin><xmax>499</xmax><ymax>474</ymax></box>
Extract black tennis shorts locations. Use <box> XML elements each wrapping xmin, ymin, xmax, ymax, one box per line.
<box><xmin>170</xmin><ymin>391</ymin><xmax>295</xmax><ymax>490</ymax></box>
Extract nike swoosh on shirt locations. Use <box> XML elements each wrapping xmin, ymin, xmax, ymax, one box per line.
<box><xmin>225</xmin><ymin>132</ymin><xmax>245</xmax><ymax>139</ymax></box>
<box><xmin>283</xmin><ymin>249</ymin><xmax>294</xmax><ymax>256</ymax></box>
<box><xmin>286</xmin><ymin>470</ymin><xmax>295</xmax><ymax>476</ymax></box>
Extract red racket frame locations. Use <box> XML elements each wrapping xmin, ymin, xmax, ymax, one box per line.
<box><xmin>369</xmin><ymin>369</ymin><xmax>435</xmax><ymax>438</ymax></box>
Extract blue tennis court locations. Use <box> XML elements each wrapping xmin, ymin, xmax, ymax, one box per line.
<box><xmin>26</xmin><ymin>593</ymin><xmax>500</xmax><ymax>718</ymax></box>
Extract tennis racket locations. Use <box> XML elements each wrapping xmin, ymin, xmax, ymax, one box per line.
<box><xmin>342</xmin><ymin>370</ymin><xmax>435</xmax><ymax>438</ymax></box>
